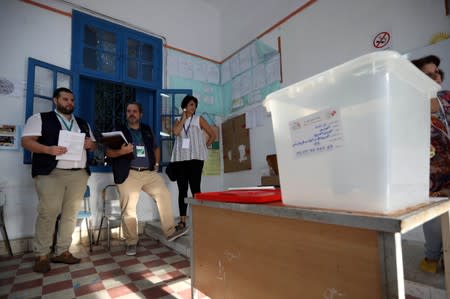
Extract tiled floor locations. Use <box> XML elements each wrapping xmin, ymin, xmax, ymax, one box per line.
<box><xmin>0</xmin><ymin>236</ymin><xmax>197</xmax><ymax>299</ymax></box>
<box><xmin>0</xmin><ymin>231</ymin><xmax>446</xmax><ymax>299</ymax></box>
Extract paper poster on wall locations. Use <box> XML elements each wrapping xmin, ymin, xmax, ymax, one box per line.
<box><xmin>207</xmin><ymin>63</ymin><xmax>220</xmax><ymax>84</ymax></box>
<box><xmin>230</xmin><ymin>55</ymin><xmax>240</xmax><ymax>78</ymax></box>
<box><xmin>178</xmin><ymin>56</ymin><xmax>194</xmax><ymax>79</ymax></box>
<box><xmin>239</xmin><ymin>46</ymin><xmax>252</xmax><ymax>73</ymax></box>
<box><xmin>252</xmin><ymin>64</ymin><xmax>266</xmax><ymax>90</ymax></box>
<box><xmin>232</xmin><ymin>98</ymin><xmax>244</xmax><ymax>110</ymax></box>
<box><xmin>289</xmin><ymin>108</ymin><xmax>344</xmax><ymax>159</ymax></box>
<box><xmin>221</xmin><ymin>60</ymin><xmax>231</xmax><ymax>84</ymax></box>
<box><xmin>265</xmin><ymin>54</ymin><xmax>281</xmax><ymax>84</ymax></box>
<box><xmin>248</xmin><ymin>90</ymin><xmax>262</xmax><ymax>105</ymax></box>
<box><xmin>240</xmin><ymin>72</ymin><xmax>252</xmax><ymax>96</ymax></box>
<box><xmin>0</xmin><ymin>77</ymin><xmax>26</xmax><ymax>98</ymax></box>
<box><xmin>203</xmin><ymin>149</ymin><xmax>221</xmax><ymax>176</ymax></box>
<box><xmin>193</xmin><ymin>60</ymin><xmax>207</xmax><ymax>81</ymax></box>
<box><xmin>167</xmin><ymin>53</ymin><xmax>179</xmax><ymax>76</ymax></box>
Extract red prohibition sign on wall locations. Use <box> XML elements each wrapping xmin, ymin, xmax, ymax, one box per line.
<box><xmin>373</xmin><ymin>32</ymin><xmax>391</xmax><ymax>49</ymax></box>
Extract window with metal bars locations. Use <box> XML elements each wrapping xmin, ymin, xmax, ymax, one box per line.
<box><xmin>90</xmin><ymin>81</ymin><xmax>136</xmax><ymax>167</ymax></box>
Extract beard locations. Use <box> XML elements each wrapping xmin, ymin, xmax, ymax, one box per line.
<box><xmin>56</xmin><ymin>103</ymin><xmax>74</xmax><ymax>115</ymax></box>
<box><xmin>127</xmin><ymin>116</ymin><xmax>139</xmax><ymax>124</ymax></box>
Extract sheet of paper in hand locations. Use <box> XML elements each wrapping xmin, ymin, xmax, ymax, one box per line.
<box><xmin>56</xmin><ymin>130</ymin><xmax>85</xmax><ymax>161</ymax></box>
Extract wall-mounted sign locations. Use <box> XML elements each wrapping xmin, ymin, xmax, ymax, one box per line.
<box><xmin>373</xmin><ymin>32</ymin><xmax>391</xmax><ymax>49</ymax></box>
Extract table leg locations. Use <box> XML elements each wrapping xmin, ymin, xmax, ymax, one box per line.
<box><xmin>440</xmin><ymin>211</ymin><xmax>450</xmax><ymax>299</ymax></box>
<box><xmin>378</xmin><ymin>232</ymin><xmax>405</xmax><ymax>299</ymax></box>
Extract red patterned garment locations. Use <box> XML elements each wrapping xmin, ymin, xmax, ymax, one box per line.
<box><xmin>430</xmin><ymin>90</ymin><xmax>450</xmax><ymax>193</ymax></box>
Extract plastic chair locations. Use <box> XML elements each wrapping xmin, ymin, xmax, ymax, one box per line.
<box><xmin>51</xmin><ymin>186</ymin><xmax>93</xmax><ymax>253</ymax></box>
<box><xmin>96</xmin><ymin>184</ymin><xmax>122</xmax><ymax>249</ymax></box>
<box><xmin>0</xmin><ymin>191</ymin><xmax>13</xmax><ymax>256</ymax></box>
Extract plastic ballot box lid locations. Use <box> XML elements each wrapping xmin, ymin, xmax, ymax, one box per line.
<box><xmin>195</xmin><ymin>188</ymin><xmax>281</xmax><ymax>203</ymax></box>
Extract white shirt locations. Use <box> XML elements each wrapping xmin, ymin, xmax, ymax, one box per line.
<box><xmin>171</xmin><ymin>115</ymin><xmax>208</xmax><ymax>162</ymax></box>
<box><xmin>22</xmin><ymin>110</ymin><xmax>95</xmax><ymax>169</ymax></box>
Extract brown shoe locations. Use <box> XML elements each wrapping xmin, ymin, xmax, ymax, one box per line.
<box><xmin>33</xmin><ymin>257</ymin><xmax>51</xmax><ymax>273</ymax></box>
<box><xmin>50</xmin><ymin>251</ymin><xmax>81</xmax><ymax>264</ymax></box>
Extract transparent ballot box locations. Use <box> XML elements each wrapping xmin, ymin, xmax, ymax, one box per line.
<box><xmin>263</xmin><ymin>51</ymin><xmax>440</xmax><ymax>214</ymax></box>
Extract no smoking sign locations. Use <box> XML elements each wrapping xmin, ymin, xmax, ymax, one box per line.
<box><xmin>373</xmin><ymin>32</ymin><xmax>391</xmax><ymax>49</ymax></box>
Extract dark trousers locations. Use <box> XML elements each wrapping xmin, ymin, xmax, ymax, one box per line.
<box><xmin>176</xmin><ymin>159</ymin><xmax>204</xmax><ymax>217</ymax></box>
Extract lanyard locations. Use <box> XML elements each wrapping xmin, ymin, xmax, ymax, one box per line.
<box><xmin>183</xmin><ymin>116</ymin><xmax>193</xmax><ymax>136</ymax></box>
<box><xmin>56</xmin><ymin>113</ymin><xmax>74</xmax><ymax>131</ymax></box>
<box><xmin>127</xmin><ymin>124</ymin><xmax>143</xmax><ymax>145</ymax></box>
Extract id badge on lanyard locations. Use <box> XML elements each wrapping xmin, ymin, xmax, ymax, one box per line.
<box><xmin>136</xmin><ymin>145</ymin><xmax>146</xmax><ymax>157</ymax></box>
<box><xmin>182</xmin><ymin>117</ymin><xmax>193</xmax><ymax>149</ymax></box>
<box><xmin>182</xmin><ymin>138</ymin><xmax>190</xmax><ymax>149</ymax></box>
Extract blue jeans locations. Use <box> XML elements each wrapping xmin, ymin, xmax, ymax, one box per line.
<box><xmin>423</xmin><ymin>216</ymin><xmax>442</xmax><ymax>260</ymax></box>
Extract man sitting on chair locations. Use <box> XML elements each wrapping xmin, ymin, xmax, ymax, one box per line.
<box><xmin>105</xmin><ymin>102</ymin><xmax>188</xmax><ymax>256</ymax></box>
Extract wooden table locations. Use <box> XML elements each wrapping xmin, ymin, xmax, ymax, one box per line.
<box><xmin>186</xmin><ymin>198</ymin><xmax>450</xmax><ymax>299</ymax></box>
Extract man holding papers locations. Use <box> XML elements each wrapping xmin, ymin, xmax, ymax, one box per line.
<box><xmin>105</xmin><ymin>102</ymin><xmax>188</xmax><ymax>256</ymax></box>
<box><xmin>22</xmin><ymin>87</ymin><xmax>96</xmax><ymax>273</ymax></box>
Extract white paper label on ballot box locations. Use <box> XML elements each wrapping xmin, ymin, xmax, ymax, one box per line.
<box><xmin>289</xmin><ymin>107</ymin><xmax>344</xmax><ymax>159</ymax></box>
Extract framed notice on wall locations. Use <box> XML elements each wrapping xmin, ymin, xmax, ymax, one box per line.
<box><xmin>0</xmin><ymin>124</ymin><xmax>20</xmax><ymax>150</ymax></box>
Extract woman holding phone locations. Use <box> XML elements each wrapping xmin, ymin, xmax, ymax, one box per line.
<box><xmin>171</xmin><ymin>95</ymin><xmax>216</xmax><ymax>229</ymax></box>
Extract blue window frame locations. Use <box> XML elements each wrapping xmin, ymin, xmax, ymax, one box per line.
<box><xmin>23</xmin><ymin>58</ymin><xmax>72</xmax><ymax>164</ymax></box>
<box><xmin>157</xmin><ymin>89</ymin><xmax>192</xmax><ymax>166</ymax></box>
<box><xmin>71</xmin><ymin>10</ymin><xmax>162</xmax><ymax>89</ymax></box>
<box><xmin>70</xmin><ymin>10</ymin><xmax>167</xmax><ymax>171</ymax></box>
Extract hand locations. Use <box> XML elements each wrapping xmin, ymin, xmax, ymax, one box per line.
<box><xmin>84</xmin><ymin>137</ymin><xmax>96</xmax><ymax>150</ymax></box>
<box><xmin>48</xmin><ymin>145</ymin><xmax>67</xmax><ymax>156</ymax></box>
<box><xmin>121</xmin><ymin>143</ymin><xmax>134</xmax><ymax>155</ymax></box>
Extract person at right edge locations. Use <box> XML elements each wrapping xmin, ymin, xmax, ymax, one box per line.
<box><xmin>171</xmin><ymin>95</ymin><xmax>216</xmax><ymax>229</ymax></box>
<box><xmin>411</xmin><ymin>55</ymin><xmax>450</xmax><ymax>273</ymax></box>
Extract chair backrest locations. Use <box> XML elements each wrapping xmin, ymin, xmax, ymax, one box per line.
<box><xmin>101</xmin><ymin>184</ymin><xmax>121</xmax><ymax>220</ymax></box>
<box><xmin>0</xmin><ymin>191</ymin><xmax>5</xmax><ymax>226</ymax></box>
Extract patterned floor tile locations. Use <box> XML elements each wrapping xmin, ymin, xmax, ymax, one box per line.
<box><xmin>107</xmin><ymin>282</ymin><xmax>139</xmax><ymax>298</ymax></box>
<box><xmin>102</xmin><ymin>275</ymin><xmax>131</xmax><ymax>289</ymax></box>
<box><xmin>42</xmin><ymin>286</ymin><xmax>75</xmax><ymax>299</ymax></box>
<box><xmin>0</xmin><ymin>235</ymin><xmax>192</xmax><ymax>299</ymax></box>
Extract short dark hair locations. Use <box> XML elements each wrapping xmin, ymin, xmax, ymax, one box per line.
<box><xmin>127</xmin><ymin>101</ymin><xmax>143</xmax><ymax>113</ymax></box>
<box><xmin>181</xmin><ymin>95</ymin><xmax>198</xmax><ymax>109</ymax></box>
<box><xmin>53</xmin><ymin>87</ymin><xmax>73</xmax><ymax>98</ymax></box>
<box><xmin>411</xmin><ymin>55</ymin><xmax>440</xmax><ymax>70</ymax></box>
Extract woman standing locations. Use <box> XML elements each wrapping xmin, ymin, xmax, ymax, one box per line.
<box><xmin>411</xmin><ymin>55</ymin><xmax>450</xmax><ymax>273</ymax></box>
<box><xmin>171</xmin><ymin>95</ymin><xmax>216</xmax><ymax>228</ymax></box>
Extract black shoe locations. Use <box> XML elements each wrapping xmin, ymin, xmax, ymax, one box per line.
<box><xmin>167</xmin><ymin>226</ymin><xmax>189</xmax><ymax>242</ymax></box>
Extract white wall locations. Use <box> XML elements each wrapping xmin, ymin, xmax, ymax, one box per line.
<box><xmin>281</xmin><ymin>0</ymin><xmax>450</xmax><ymax>86</ymax></box>
<box><xmin>217</xmin><ymin>0</ymin><xmax>311</xmax><ymax>59</ymax></box>
<box><xmin>0</xmin><ymin>0</ymin><xmax>74</xmax><ymax>239</ymax></box>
